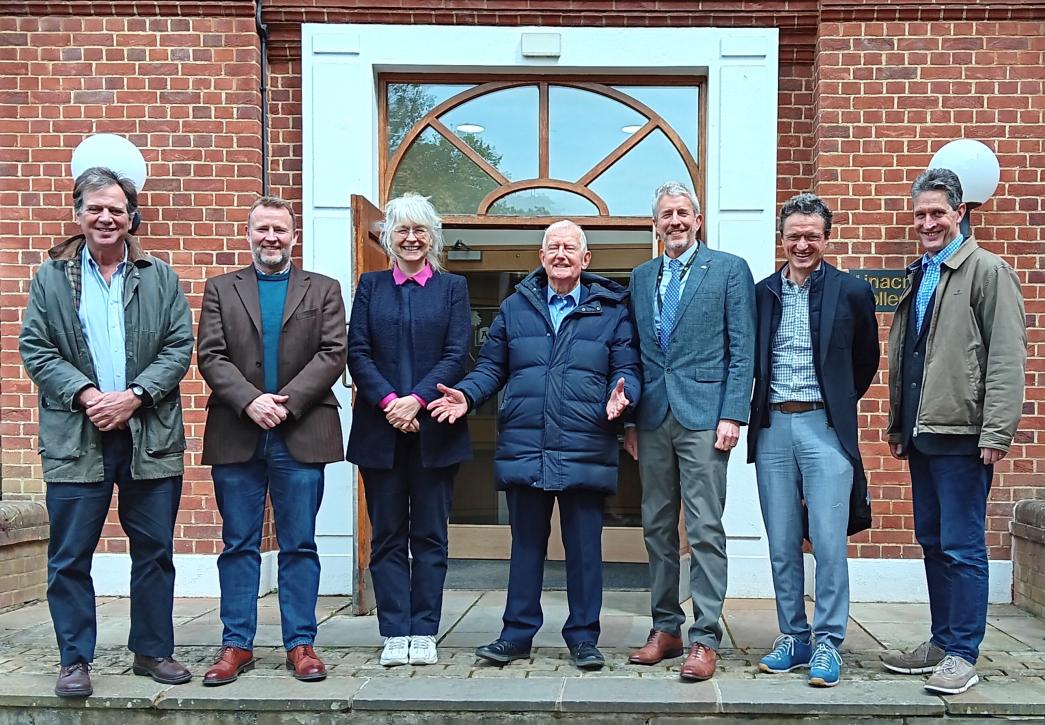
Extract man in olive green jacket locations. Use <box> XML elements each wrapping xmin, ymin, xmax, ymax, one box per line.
<box><xmin>882</xmin><ymin>167</ymin><xmax>1026</xmax><ymax>696</ymax></box>
<box><xmin>19</xmin><ymin>167</ymin><xmax>194</xmax><ymax>698</ymax></box>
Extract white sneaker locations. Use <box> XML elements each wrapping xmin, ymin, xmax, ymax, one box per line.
<box><xmin>409</xmin><ymin>635</ymin><xmax>438</xmax><ymax>665</ymax></box>
<box><xmin>380</xmin><ymin>636</ymin><xmax>410</xmax><ymax>667</ymax></box>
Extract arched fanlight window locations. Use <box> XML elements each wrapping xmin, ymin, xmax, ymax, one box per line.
<box><xmin>382</xmin><ymin>78</ymin><xmax>702</xmax><ymax>225</ymax></box>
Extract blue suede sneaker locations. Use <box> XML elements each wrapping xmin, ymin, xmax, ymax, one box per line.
<box><xmin>808</xmin><ymin>642</ymin><xmax>842</xmax><ymax>687</ymax></box>
<box><xmin>758</xmin><ymin>635</ymin><xmax>812</xmax><ymax>673</ymax></box>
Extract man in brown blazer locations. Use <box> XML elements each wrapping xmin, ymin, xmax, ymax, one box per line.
<box><xmin>196</xmin><ymin>196</ymin><xmax>347</xmax><ymax>685</ymax></box>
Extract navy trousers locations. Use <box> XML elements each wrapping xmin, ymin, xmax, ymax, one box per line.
<box><xmin>362</xmin><ymin>433</ymin><xmax>457</xmax><ymax>637</ymax></box>
<box><xmin>500</xmin><ymin>486</ymin><xmax>605</xmax><ymax>648</ymax></box>
<box><xmin>45</xmin><ymin>429</ymin><xmax>182</xmax><ymax>666</ymax></box>
<box><xmin>909</xmin><ymin>448</ymin><xmax>993</xmax><ymax>663</ymax></box>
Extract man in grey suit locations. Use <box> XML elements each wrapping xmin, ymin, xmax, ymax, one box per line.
<box><xmin>624</xmin><ymin>181</ymin><xmax>755</xmax><ymax>681</ymax></box>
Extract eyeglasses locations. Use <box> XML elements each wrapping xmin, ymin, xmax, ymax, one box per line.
<box><xmin>783</xmin><ymin>234</ymin><xmax>824</xmax><ymax>244</ymax></box>
<box><xmin>393</xmin><ymin>226</ymin><xmax>430</xmax><ymax>240</ymax></box>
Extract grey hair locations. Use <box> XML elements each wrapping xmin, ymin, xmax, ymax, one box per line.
<box><xmin>541</xmin><ymin>219</ymin><xmax>588</xmax><ymax>251</ymax></box>
<box><xmin>73</xmin><ymin>167</ymin><xmax>138</xmax><ymax>216</ymax></box>
<box><xmin>652</xmin><ymin>181</ymin><xmax>701</xmax><ymax>217</ymax></box>
<box><xmin>248</xmin><ymin>195</ymin><xmax>297</xmax><ymax>232</ymax></box>
<box><xmin>380</xmin><ymin>193</ymin><xmax>445</xmax><ymax>272</ymax></box>
<box><xmin>778</xmin><ymin>193</ymin><xmax>833</xmax><ymax>238</ymax></box>
<box><xmin>912</xmin><ymin>168</ymin><xmax>963</xmax><ymax>211</ymax></box>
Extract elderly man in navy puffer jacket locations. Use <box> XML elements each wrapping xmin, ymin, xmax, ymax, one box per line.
<box><xmin>429</xmin><ymin>220</ymin><xmax>641</xmax><ymax>671</ymax></box>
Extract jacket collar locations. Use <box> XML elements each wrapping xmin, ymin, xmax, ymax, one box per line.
<box><xmin>906</xmin><ymin>235</ymin><xmax>978</xmax><ymax>273</ymax></box>
<box><xmin>48</xmin><ymin>234</ymin><xmax>151</xmax><ymax>265</ymax></box>
<box><xmin>518</xmin><ymin>267</ymin><xmax>630</xmax><ymax>305</ymax></box>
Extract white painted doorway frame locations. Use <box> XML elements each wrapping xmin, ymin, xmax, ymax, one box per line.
<box><xmin>301</xmin><ymin>22</ymin><xmax>780</xmax><ymax>597</ymax></box>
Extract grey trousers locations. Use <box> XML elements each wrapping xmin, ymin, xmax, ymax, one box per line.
<box><xmin>638</xmin><ymin>411</ymin><xmax>729</xmax><ymax>648</ymax></box>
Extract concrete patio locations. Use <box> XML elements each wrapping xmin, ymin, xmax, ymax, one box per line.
<box><xmin>1</xmin><ymin>590</ymin><xmax>1044</xmax><ymax>722</ymax></box>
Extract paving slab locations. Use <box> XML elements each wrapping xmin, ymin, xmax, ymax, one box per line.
<box><xmin>850</xmin><ymin>602</ymin><xmax>932</xmax><ymax>624</ymax></box>
<box><xmin>0</xmin><ymin>603</ymin><xmax>51</xmax><ymax>629</ymax></box>
<box><xmin>716</xmin><ymin>677</ymin><xmax>946</xmax><ymax>716</ymax></box>
<box><xmin>942</xmin><ymin>676</ymin><xmax>1045</xmax><ymax>716</ymax></box>
<box><xmin>988</xmin><ymin>611</ymin><xmax>1045</xmax><ymax>651</ymax></box>
<box><xmin>0</xmin><ymin>622</ymin><xmax>58</xmax><ymax>646</ymax></box>
<box><xmin>315</xmin><ymin>616</ymin><xmax>385</xmax><ymax>647</ymax></box>
<box><xmin>0</xmin><ymin>672</ymin><xmax>166</xmax><ymax>709</ymax></box>
<box><xmin>560</xmin><ymin>676</ymin><xmax>716</xmax><ymax>714</ymax></box>
<box><xmin>154</xmin><ymin>676</ymin><xmax>363</xmax><ymax>711</ymax></box>
<box><xmin>859</xmin><ymin>619</ymin><xmax>1031</xmax><ymax>652</ymax></box>
<box><xmin>722</xmin><ymin>609</ymin><xmax>789</xmax><ymax>650</ymax></box>
<box><xmin>351</xmin><ymin>675</ymin><xmax>563</xmax><ymax>711</ymax></box>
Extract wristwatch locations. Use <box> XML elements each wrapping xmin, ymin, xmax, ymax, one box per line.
<box><xmin>129</xmin><ymin>384</ymin><xmax>146</xmax><ymax>401</ymax></box>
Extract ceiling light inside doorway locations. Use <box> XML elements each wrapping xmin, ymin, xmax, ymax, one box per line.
<box><xmin>456</xmin><ymin>123</ymin><xmax>485</xmax><ymax>134</ymax></box>
<box><xmin>621</xmin><ymin>124</ymin><xmax>642</xmax><ymax>134</ymax></box>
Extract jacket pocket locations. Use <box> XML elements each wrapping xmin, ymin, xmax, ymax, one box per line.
<box><xmin>143</xmin><ymin>397</ymin><xmax>187</xmax><ymax>457</ymax></box>
<box><xmin>694</xmin><ymin>367</ymin><xmax>726</xmax><ymax>382</ymax></box>
<box><xmin>38</xmin><ymin>398</ymin><xmax>84</xmax><ymax>460</ymax></box>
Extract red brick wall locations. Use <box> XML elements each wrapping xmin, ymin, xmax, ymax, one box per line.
<box><xmin>814</xmin><ymin>16</ymin><xmax>1045</xmax><ymax>561</ymax></box>
<box><xmin>0</xmin><ymin>13</ymin><xmax>262</xmax><ymax>555</ymax></box>
<box><xmin>2</xmin><ymin>2</ymin><xmax>1041</xmax><ymax>566</ymax></box>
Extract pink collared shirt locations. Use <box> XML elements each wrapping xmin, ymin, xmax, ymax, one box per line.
<box><xmin>391</xmin><ymin>262</ymin><xmax>433</xmax><ymax>287</ymax></box>
<box><xmin>379</xmin><ymin>262</ymin><xmax>433</xmax><ymax>411</ymax></box>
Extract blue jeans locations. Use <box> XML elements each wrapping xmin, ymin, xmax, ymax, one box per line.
<box><xmin>755</xmin><ymin>409</ymin><xmax>853</xmax><ymax>650</ymax></box>
<box><xmin>909</xmin><ymin>448</ymin><xmax>992</xmax><ymax>663</ymax></box>
<box><xmin>46</xmin><ymin>429</ymin><xmax>182</xmax><ymax>666</ymax></box>
<box><xmin>212</xmin><ymin>430</ymin><xmax>325</xmax><ymax>651</ymax></box>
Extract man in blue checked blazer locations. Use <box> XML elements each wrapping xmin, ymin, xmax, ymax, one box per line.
<box><xmin>624</xmin><ymin>181</ymin><xmax>755</xmax><ymax>682</ymax></box>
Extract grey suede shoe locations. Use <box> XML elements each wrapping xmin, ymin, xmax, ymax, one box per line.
<box><xmin>924</xmin><ymin>655</ymin><xmax>979</xmax><ymax>695</ymax></box>
<box><xmin>881</xmin><ymin>640</ymin><xmax>946</xmax><ymax>675</ymax></box>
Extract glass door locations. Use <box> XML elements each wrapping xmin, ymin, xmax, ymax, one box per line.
<box><xmin>445</xmin><ymin>233</ymin><xmax>652</xmax><ymax>562</ymax></box>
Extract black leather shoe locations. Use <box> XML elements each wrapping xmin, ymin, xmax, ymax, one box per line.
<box><xmin>570</xmin><ymin>641</ymin><xmax>605</xmax><ymax>671</ymax></box>
<box><xmin>132</xmin><ymin>654</ymin><xmax>192</xmax><ymax>685</ymax></box>
<box><xmin>475</xmin><ymin>639</ymin><xmax>531</xmax><ymax>665</ymax></box>
<box><xmin>55</xmin><ymin>662</ymin><xmax>92</xmax><ymax>697</ymax></box>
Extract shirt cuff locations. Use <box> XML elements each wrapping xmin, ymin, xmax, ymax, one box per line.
<box><xmin>410</xmin><ymin>393</ymin><xmax>427</xmax><ymax>408</ymax></box>
<box><xmin>379</xmin><ymin>392</ymin><xmax>398</xmax><ymax>409</ymax></box>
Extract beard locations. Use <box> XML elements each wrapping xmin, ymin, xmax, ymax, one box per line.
<box><xmin>253</xmin><ymin>246</ymin><xmax>289</xmax><ymax>274</ymax></box>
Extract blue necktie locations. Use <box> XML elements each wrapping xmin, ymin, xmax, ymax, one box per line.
<box><xmin>659</xmin><ymin>258</ymin><xmax>682</xmax><ymax>351</ymax></box>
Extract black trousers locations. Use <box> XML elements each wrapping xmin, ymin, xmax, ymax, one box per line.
<box><xmin>45</xmin><ymin>429</ymin><xmax>182</xmax><ymax>666</ymax></box>
<box><xmin>362</xmin><ymin>433</ymin><xmax>457</xmax><ymax>637</ymax></box>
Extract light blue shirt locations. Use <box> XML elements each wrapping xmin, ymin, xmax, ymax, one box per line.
<box><xmin>770</xmin><ymin>266</ymin><xmax>822</xmax><ymax>403</ymax></box>
<box><xmin>547</xmin><ymin>282</ymin><xmax>582</xmax><ymax>333</ymax></box>
<box><xmin>79</xmin><ymin>245</ymin><xmax>129</xmax><ymax>393</ymax></box>
<box><xmin>654</xmin><ymin>241</ymin><xmax>700</xmax><ymax>333</ymax></box>
<box><xmin>916</xmin><ymin>233</ymin><xmax>964</xmax><ymax>332</ymax></box>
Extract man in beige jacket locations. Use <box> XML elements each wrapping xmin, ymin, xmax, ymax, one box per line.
<box><xmin>883</xmin><ymin>167</ymin><xmax>1026</xmax><ymax>695</ymax></box>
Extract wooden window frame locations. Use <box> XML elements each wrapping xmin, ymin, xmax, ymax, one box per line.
<box><xmin>379</xmin><ymin>73</ymin><xmax>708</xmax><ymax>230</ymax></box>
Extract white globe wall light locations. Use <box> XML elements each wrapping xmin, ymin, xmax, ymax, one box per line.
<box><xmin>70</xmin><ymin>134</ymin><xmax>147</xmax><ymax>232</ymax></box>
<box><xmin>928</xmin><ymin>138</ymin><xmax>1000</xmax><ymax>237</ymax></box>
<box><xmin>71</xmin><ymin>134</ymin><xmax>147</xmax><ymax>191</ymax></box>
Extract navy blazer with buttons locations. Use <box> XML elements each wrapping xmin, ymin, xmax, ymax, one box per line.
<box><xmin>746</xmin><ymin>261</ymin><xmax>879</xmax><ymax>534</ymax></box>
<box><xmin>346</xmin><ymin>268</ymin><xmax>472</xmax><ymax>470</ymax></box>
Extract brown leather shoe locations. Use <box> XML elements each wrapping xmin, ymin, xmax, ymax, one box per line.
<box><xmin>132</xmin><ymin>654</ymin><xmax>192</xmax><ymax>684</ymax></box>
<box><xmin>286</xmin><ymin>644</ymin><xmax>327</xmax><ymax>681</ymax></box>
<box><xmin>680</xmin><ymin>642</ymin><xmax>717</xmax><ymax>681</ymax></box>
<box><xmin>203</xmin><ymin>646</ymin><xmax>255</xmax><ymax>686</ymax></box>
<box><xmin>55</xmin><ymin>662</ymin><xmax>92</xmax><ymax>697</ymax></box>
<box><xmin>629</xmin><ymin>629</ymin><xmax>685</xmax><ymax>665</ymax></box>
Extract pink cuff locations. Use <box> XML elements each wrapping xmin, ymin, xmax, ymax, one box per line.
<box><xmin>410</xmin><ymin>393</ymin><xmax>427</xmax><ymax>408</ymax></box>
<box><xmin>379</xmin><ymin>392</ymin><xmax>397</xmax><ymax>409</ymax></box>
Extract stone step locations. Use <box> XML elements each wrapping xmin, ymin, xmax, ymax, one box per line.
<box><xmin>3</xmin><ymin>672</ymin><xmax>1045</xmax><ymax>723</ymax></box>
